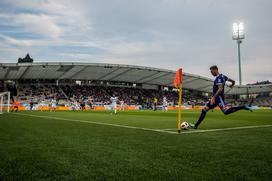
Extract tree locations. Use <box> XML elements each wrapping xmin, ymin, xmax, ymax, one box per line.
<box><xmin>18</xmin><ymin>53</ymin><xmax>34</xmax><ymax>63</ymax></box>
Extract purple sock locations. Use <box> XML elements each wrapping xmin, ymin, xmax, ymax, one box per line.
<box><xmin>195</xmin><ymin>109</ymin><xmax>207</xmax><ymax>128</ymax></box>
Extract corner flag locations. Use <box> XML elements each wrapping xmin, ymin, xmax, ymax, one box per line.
<box><xmin>174</xmin><ymin>68</ymin><xmax>183</xmax><ymax>88</ymax></box>
<box><xmin>173</xmin><ymin>68</ymin><xmax>183</xmax><ymax>133</ymax></box>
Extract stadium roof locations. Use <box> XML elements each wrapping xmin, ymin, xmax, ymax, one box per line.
<box><xmin>0</xmin><ymin>62</ymin><xmax>271</xmax><ymax>95</ymax></box>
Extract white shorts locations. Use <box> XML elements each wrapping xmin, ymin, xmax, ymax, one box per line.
<box><xmin>111</xmin><ymin>103</ymin><xmax>117</xmax><ymax>110</ymax></box>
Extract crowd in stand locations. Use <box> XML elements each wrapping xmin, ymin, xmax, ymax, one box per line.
<box><xmin>12</xmin><ymin>84</ymin><xmax>209</xmax><ymax>107</ymax></box>
<box><xmin>2</xmin><ymin>83</ymin><xmax>272</xmax><ymax>108</ymax></box>
<box><xmin>61</xmin><ymin>85</ymin><xmax>209</xmax><ymax>106</ymax></box>
<box><xmin>62</xmin><ymin>85</ymin><xmax>180</xmax><ymax>106</ymax></box>
<box><xmin>17</xmin><ymin>85</ymin><xmax>66</xmax><ymax>102</ymax></box>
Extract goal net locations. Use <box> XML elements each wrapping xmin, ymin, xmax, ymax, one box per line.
<box><xmin>0</xmin><ymin>92</ymin><xmax>11</xmax><ymax>114</ymax></box>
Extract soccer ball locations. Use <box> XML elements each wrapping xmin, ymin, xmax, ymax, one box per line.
<box><xmin>180</xmin><ymin>122</ymin><xmax>189</xmax><ymax>130</ymax></box>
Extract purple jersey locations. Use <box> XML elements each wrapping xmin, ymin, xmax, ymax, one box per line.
<box><xmin>213</xmin><ymin>74</ymin><xmax>228</xmax><ymax>97</ymax></box>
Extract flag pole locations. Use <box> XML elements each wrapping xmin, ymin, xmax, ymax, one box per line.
<box><xmin>173</xmin><ymin>68</ymin><xmax>183</xmax><ymax>133</ymax></box>
<box><xmin>177</xmin><ymin>80</ymin><xmax>182</xmax><ymax>133</ymax></box>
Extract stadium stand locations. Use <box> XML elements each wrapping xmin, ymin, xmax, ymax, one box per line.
<box><xmin>17</xmin><ymin>84</ymin><xmax>67</xmax><ymax>101</ymax></box>
<box><xmin>9</xmin><ymin>83</ymin><xmax>211</xmax><ymax>109</ymax></box>
<box><xmin>0</xmin><ymin>63</ymin><xmax>271</xmax><ymax>109</ymax></box>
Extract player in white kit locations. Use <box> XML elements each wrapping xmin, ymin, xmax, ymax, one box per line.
<box><xmin>120</xmin><ymin>100</ymin><xmax>125</xmax><ymax>111</ymax></box>
<box><xmin>51</xmin><ymin>98</ymin><xmax>57</xmax><ymax>112</ymax></box>
<box><xmin>110</xmin><ymin>96</ymin><xmax>118</xmax><ymax>114</ymax></box>
<box><xmin>162</xmin><ymin>96</ymin><xmax>168</xmax><ymax>112</ymax></box>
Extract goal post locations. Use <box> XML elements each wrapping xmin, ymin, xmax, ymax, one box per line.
<box><xmin>0</xmin><ymin>92</ymin><xmax>11</xmax><ymax>114</ymax></box>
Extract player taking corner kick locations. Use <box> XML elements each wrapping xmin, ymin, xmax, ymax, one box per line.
<box><xmin>189</xmin><ymin>65</ymin><xmax>253</xmax><ymax>129</ymax></box>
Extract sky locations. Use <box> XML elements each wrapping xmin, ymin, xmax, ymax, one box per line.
<box><xmin>0</xmin><ymin>0</ymin><xmax>271</xmax><ymax>84</ymax></box>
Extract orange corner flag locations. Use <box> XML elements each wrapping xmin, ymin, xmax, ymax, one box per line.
<box><xmin>173</xmin><ymin>68</ymin><xmax>183</xmax><ymax>88</ymax></box>
<box><xmin>174</xmin><ymin>68</ymin><xmax>183</xmax><ymax>133</ymax></box>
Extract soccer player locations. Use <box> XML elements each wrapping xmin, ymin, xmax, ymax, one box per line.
<box><xmin>71</xmin><ymin>100</ymin><xmax>78</xmax><ymax>111</ymax></box>
<box><xmin>80</xmin><ymin>101</ymin><xmax>85</xmax><ymax>111</ymax></box>
<box><xmin>162</xmin><ymin>96</ymin><xmax>168</xmax><ymax>112</ymax></box>
<box><xmin>153</xmin><ymin>97</ymin><xmax>158</xmax><ymax>111</ymax></box>
<box><xmin>88</xmin><ymin>97</ymin><xmax>93</xmax><ymax>110</ymax></box>
<box><xmin>29</xmin><ymin>99</ymin><xmax>34</xmax><ymax>111</ymax></box>
<box><xmin>110</xmin><ymin>95</ymin><xmax>118</xmax><ymax>114</ymax></box>
<box><xmin>189</xmin><ymin>65</ymin><xmax>253</xmax><ymax>129</ymax></box>
<box><xmin>12</xmin><ymin>100</ymin><xmax>20</xmax><ymax>112</ymax></box>
<box><xmin>120</xmin><ymin>100</ymin><xmax>125</xmax><ymax>111</ymax></box>
<box><xmin>48</xmin><ymin>100</ymin><xmax>52</xmax><ymax>111</ymax></box>
<box><xmin>51</xmin><ymin>98</ymin><xmax>57</xmax><ymax>112</ymax></box>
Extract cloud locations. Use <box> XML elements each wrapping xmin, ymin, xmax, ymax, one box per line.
<box><xmin>13</xmin><ymin>13</ymin><xmax>62</xmax><ymax>38</ymax></box>
<box><xmin>0</xmin><ymin>0</ymin><xmax>271</xmax><ymax>84</ymax></box>
<box><xmin>0</xmin><ymin>34</ymin><xmax>32</xmax><ymax>46</ymax></box>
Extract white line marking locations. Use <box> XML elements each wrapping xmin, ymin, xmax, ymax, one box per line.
<box><xmin>159</xmin><ymin>128</ymin><xmax>177</xmax><ymax>131</ymax></box>
<box><xmin>11</xmin><ymin>113</ymin><xmax>272</xmax><ymax>135</ymax></box>
<box><xmin>182</xmin><ymin>125</ymin><xmax>272</xmax><ymax>134</ymax></box>
<box><xmin>12</xmin><ymin>113</ymin><xmax>178</xmax><ymax>134</ymax></box>
<box><xmin>160</xmin><ymin>125</ymin><xmax>272</xmax><ymax>134</ymax></box>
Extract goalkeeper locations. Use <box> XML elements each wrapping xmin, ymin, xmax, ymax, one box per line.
<box><xmin>189</xmin><ymin>65</ymin><xmax>253</xmax><ymax>129</ymax></box>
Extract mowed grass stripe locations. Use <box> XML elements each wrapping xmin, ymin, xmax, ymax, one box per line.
<box><xmin>11</xmin><ymin>112</ymin><xmax>272</xmax><ymax>135</ymax></box>
<box><xmin>12</xmin><ymin>112</ymin><xmax>179</xmax><ymax>135</ymax></box>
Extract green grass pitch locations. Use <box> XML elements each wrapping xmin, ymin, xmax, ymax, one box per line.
<box><xmin>0</xmin><ymin>110</ymin><xmax>271</xmax><ymax>180</ymax></box>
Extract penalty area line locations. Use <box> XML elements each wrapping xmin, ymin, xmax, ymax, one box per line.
<box><xmin>11</xmin><ymin>113</ymin><xmax>179</xmax><ymax>135</ymax></box>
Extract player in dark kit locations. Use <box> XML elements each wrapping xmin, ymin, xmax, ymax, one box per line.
<box><xmin>30</xmin><ymin>100</ymin><xmax>34</xmax><ymax>111</ymax></box>
<box><xmin>189</xmin><ymin>65</ymin><xmax>253</xmax><ymax>129</ymax></box>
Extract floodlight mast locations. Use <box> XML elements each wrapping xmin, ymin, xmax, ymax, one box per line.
<box><xmin>232</xmin><ymin>22</ymin><xmax>245</xmax><ymax>85</ymax></box>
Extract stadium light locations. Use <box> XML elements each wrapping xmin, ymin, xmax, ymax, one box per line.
<box><xmin>232</xmin><ymin>22</ymin><xmax>245</xmax><ymax>85</ymax></box>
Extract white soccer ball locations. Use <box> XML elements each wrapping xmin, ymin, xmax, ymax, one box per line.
<box><xmin>180</xmin><ymin>122</ymin><xmax>189</xmax><ymax>130</ymax></box>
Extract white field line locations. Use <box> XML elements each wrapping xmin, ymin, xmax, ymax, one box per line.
<box><xmin>12</xmin><ymin>113</ymin><xmax>178</xmax><ymax>134</ymax></box>
<box><xmin>159</xmin><ymin>128</ymin><xmax>178</xmax><ymax>131</ymax></box>
<box><xmin>160</xmin><ymin>125</ymin><xmax>272</xmax><ymax>134</ymax></box>
<box><xmin>11</xmin><ymin>113</ymin><xmax>272</xmax><ymax>135</ymax></box>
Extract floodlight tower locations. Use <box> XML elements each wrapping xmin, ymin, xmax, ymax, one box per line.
<box><xmin>232</xmin><ymin>22</ymin><xmax>245</xmax><ymax>85</ymax></box>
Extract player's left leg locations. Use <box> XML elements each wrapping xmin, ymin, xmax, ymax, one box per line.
<box><xmin>222</xmin><ymin>105</ymin><xmax>252</xmax><ymax>115</ymax></box>
<box><xmin>220</xmin><ymin>97</ymin><xmax>253</xmax><ymax>115</ymax></box>
<box><xmin>111</xmin><ymin>104</ymin><xmax>117</xmax><ymax>114</ymax></box>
